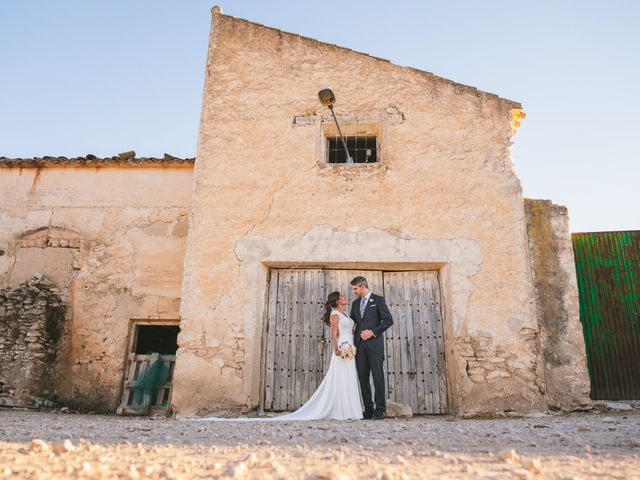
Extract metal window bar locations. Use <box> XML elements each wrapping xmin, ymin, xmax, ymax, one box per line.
<box><xmin>327</xmin><ymin>135</ymin><xmax>377</xmax><ymax>163</ymax></box>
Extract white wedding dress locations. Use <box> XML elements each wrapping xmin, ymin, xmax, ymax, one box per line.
<box><xmin>187</xmin><ymin>309</ymin><xmax>363</xmax><ymax>422</ymax></box>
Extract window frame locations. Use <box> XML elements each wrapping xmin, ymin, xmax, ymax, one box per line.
<box><xmin>326</xmin><ymin>134</ymin><xmax>378</xmax><ymax>164</ymax></box>
<box><xmin>317</xmin><ymin>118</ymin><xmax>386</xmax><ymax>166</ymax></box>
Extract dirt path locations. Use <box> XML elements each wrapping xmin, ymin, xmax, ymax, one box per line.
<box><xmin>1</xmin><ymin>409</ymin><xmax>639</xmax><ymax>479</ymax></box>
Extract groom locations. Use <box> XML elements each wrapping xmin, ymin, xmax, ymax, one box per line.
<box><xmin>350</xmin><ymin>276</ymin><xmax>394</xmax><ymax>420</ymax></box>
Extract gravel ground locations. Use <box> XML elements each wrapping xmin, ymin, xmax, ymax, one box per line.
<box><xmin>0</xmin><ymin>408</ymin><xmax>639</xmax><ymax>479</ymax></box>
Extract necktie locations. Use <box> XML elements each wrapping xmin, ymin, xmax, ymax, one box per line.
<box><xmin>360</xmin><ymin>296</ymin><xmax>367</xmax><ymax>318</ymax></box>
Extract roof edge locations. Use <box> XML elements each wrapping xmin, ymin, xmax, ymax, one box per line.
<box><xmin>0</xmin><ymin>155</ymin><xmax>195</xmax><ymax>168</ymax></box>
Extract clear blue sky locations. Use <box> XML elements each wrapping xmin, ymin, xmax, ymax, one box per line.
<box><xmin>1</xmin><ymin>1</ymin><xmax>638</xmax><ymax>232</ymax></box>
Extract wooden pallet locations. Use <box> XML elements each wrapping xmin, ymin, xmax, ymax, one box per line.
<box><xmin>117</xmin><ymin>352</ymin><xmax>175</xmax><ymax>416</ymax></box>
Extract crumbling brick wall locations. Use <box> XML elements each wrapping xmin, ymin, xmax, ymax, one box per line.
<box><xmin>0</xmin><ymin>274</ymin><xmax>66</xmax><ymax>407</ymax></box>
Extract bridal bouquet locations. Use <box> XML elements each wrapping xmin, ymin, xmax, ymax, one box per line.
<box><xmin>338</xmin><ymin>342</ymin><xmax>356</xmax><ymax>359</ymax></box>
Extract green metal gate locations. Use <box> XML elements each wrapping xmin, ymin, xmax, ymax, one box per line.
<box><xmin>572</xmin><ymin>231</ymin><xmax>640</xmax><ymax>399</ymax></box>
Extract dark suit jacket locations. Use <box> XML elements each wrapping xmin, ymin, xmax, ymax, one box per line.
<box><xmin>350</xmin><ymin>293</ymin><xmax>394</xmax><ymax>351</ymax></box>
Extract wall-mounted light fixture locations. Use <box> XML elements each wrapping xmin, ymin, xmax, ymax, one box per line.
<box><xmin>318</xmin><ymin>88</ymin><xmax>353</xmax><ymax>163</ymax></box>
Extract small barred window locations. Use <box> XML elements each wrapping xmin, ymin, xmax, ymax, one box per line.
<box><xmin>326</xmin><ymin>135</ymin><xmax>377</xmax><ymax>163</ymax></box>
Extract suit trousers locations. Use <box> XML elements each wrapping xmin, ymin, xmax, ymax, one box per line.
<box><xmin>355</xmin><ymin>340</ymin><xmax>386</xmax><ymax>414</ymax></box>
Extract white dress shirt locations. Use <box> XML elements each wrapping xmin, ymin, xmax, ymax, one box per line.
<box><xmin>360</xmin><ymin>291</ymin><xmax>375</xmax><ymax>337</ymax></box>
<box><xmin>361</xmin><ymin>291</ymin><xmax>372</xmax><ymax>309</ymax></box>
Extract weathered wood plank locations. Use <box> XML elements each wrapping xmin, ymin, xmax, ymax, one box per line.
<box><xmin>403</xmin><ymin>273</ymin><xmax>419</xmax><ymax>413</ymax></box>
<box><xmin>274</xmin><ymin>270</ymin><xmax>290</xmax><ymax>410</ymax></box>
<box><xmin>395</xmin><ymin>273</ymin><xmax>412</xmax><ymax>411</ymax></box>
<box><xmin>428</xmin><ymin>272</ymin><xmax>441</xmax><ymax>410</ymax></box>
<box><xmin>385</xmin><ymin>272</ymin><xmax>402</xmax><ymax>405</ymax></box>
<box><xmin>259</xmin><ymin>269</ymin><xmax>273</xmax><ymax>410</ymax></box>
<box><xmin>136</xmin><ymin>360</ymin><xmax>149</xmax><ymax>382</ymax></box>
<box><xmin>310</xmin><ymin>269</ymin><xmax>320</xmax><ymax>399</ymax></box>
<box><xmin>293</xmin><ymin>270</ymin><xmax>306</xmax><ymax>408</ymax></box>
<box><xmin>285</xmin><ymin>270</ymin><xmax>296</xmax><ymax>410</ymax></box>
<box><xmin>386</xmin><ymin>272</ymin><xmax>401</xmax><ymax>404</ymax></box>
<box><xmin>287</xmin><ymin>270</ymin><xmax>299</xmax><ymax>409</ymax></box>
<box><xmin>282</xmin><ymin>271</ymin><xmax>295</xmax><ymax>410</ymax></box>
<box><xmin>123</xmin><ymin>380</ymin><xmax>171</xmax><ymax>388</ymax></box>
<box><xmin>297</xmin><ymin>270</ymin><xmax>309</xmax><ymax>408</ymax></box>
<box><xmin>424</xmin><ymin>271</ymin><xmax>441</xmax><ymax>413</ymax></box>
<box><xmin>308</xmin><ymin>269</ymin><xmax>318</xmax><ymax>396</ymax></box>
<box><xmin>399</xmin><ymin>273</ymin><xmax>413</xmax><ymax>410</ymax></box>
<box><xmin>412</xmin><ymin>271</ymin><xmax>428</xmax><ymax>414</ymax></box>
<box><xmin>431</xmin><ymin>271</ymin><xmax>447</xmax><ymax>413</ymax></box>
<box><xmin>424</xmin><ymin>271</ymin><xmax>439</xmax><ymax>414</ymax></box>
<box><xmin>301</xmin><ymin>270</ymin><xmax>311</xmax><ymax>406</ymax></box>
<box><xmin>372</xmin><ymin>260</ymin><xmax>385</xmax><ymax>410</ymax></box>
<box><xmin>310</xmin><ymin>270</ymin><xmax>321</xmax><ymax>392</ymax></box>
<box><xmin>271</xmin><ymin>270</ymin><xmax>282</xmax><ymax>410</ymax></box>
<box><xmin>380</xmin><ymin>271</ymin><xmax>446</xmax><ymax>414</ymax></box>
<box><xmin>392</xmin><ymin>275</ymin><xmax>404</xmax><ymax>406</ymax></box>
<box><xmin>263</xmin><ymin>269</ymin><xmax>278</xmax><ymax>410</ymax></box>
<box><xmin>420</xmin><ymin>271</ymin><xmax>437</xmax><ymax>413</ymax></box>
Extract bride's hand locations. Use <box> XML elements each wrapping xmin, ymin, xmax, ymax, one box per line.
<box><xmin>334</xmin><ymin>348</ymin><xmax>341</xmax><ymax>357</ymax></box>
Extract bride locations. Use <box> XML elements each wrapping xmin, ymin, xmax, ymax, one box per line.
<box><xmin>187</xmin><ymin>291</ymin><xmax>363</xmax><ymax>421</ymax></box>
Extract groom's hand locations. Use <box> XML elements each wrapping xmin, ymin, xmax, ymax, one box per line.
<box><xmin>360</xmin><ymin>329</ymin><xmax>374</xmax><ymax>340</ymax></box>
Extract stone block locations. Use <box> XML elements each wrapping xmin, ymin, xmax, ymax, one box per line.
<box><xmin>385</xmin><ymin>401</ymin><xmax>413</xmax><ymax>418</ymax></box>
<box><xmin>487</xmin><ymin>370</ymin><xmax>511</xmax><ymax>379</ymax></box>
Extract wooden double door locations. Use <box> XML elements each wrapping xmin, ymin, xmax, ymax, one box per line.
<box><xmin>262</xmin><ymin>269</ymin><xmax>447</xmax><ymax>414</ymax></box>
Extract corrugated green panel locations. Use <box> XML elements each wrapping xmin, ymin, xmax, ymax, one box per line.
<box><xmin>572</xmin><ymin>231</ymin><xmax>640</xmax><ymax>400</ymax></box>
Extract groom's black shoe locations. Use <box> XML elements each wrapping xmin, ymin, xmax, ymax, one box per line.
<box><xmin>362</xmin><ymin>411</ymin><xmax>373</xmax><ymax>420</ymax></box>
<box><xmin>372</xmin><ymin>411</ymin><xmax>385</xmax><ymax>420</ymax></box>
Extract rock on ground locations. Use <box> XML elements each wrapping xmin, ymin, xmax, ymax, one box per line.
<box><xmin>0</xmin><ymin>409</ymin><xmax>639</xmax><ymax>479</ymax></box>
<box><xmin>385</xmin><ymin>401</ymin><xmax>413</xmax><ymax>419</ymax></box>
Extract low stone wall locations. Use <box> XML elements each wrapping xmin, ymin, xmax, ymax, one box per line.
<box><xmin>524</xmin><ymin>199</ymin><xmax>591</xmax><ymax>410</ymax></box>
<box><xmin>0</xmin><ymin>274</ymin><xmax>66</xmax><ymax>407</ymax></box>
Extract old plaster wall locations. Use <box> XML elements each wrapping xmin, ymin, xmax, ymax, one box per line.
<box><xmin>174</xmin><ymin>9</ymin><xmax>547</xmax><ymax>416</ymax></box>
<box><xmin>0</xmin><ymin>166</ymin><xmax>193</xmax><ymax>411</ymax></box>
<box><xmin>524</xmin><ymin>199</ymin><xmax>591</xmax><ymax>410</ymax></box>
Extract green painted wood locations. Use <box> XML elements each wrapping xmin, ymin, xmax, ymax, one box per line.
<box><xmin>572</xmin><ymin>231</ymin><xmax>640</xmax><ymax>400</ymax></box>
<box><xmin>117</xmin><ymin>353</ymin><xmax>175</xmax><ymax>415</ymax></box>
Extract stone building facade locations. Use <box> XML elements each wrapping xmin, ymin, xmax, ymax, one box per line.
<box><xmin>0</xmin><ymin>159</ymin><xmax>193</xmax><ymax>410</ymax></box>
<box><xmin>0</xmin><ymin>8</ymin><xmax>590</xmax><ymax>415</ymax></box>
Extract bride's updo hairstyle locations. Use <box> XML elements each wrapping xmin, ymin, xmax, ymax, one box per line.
<box><xmin>323</xmin><ymin>291</ymin><xmax>341</xmax><ymax>326</ymax></box>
